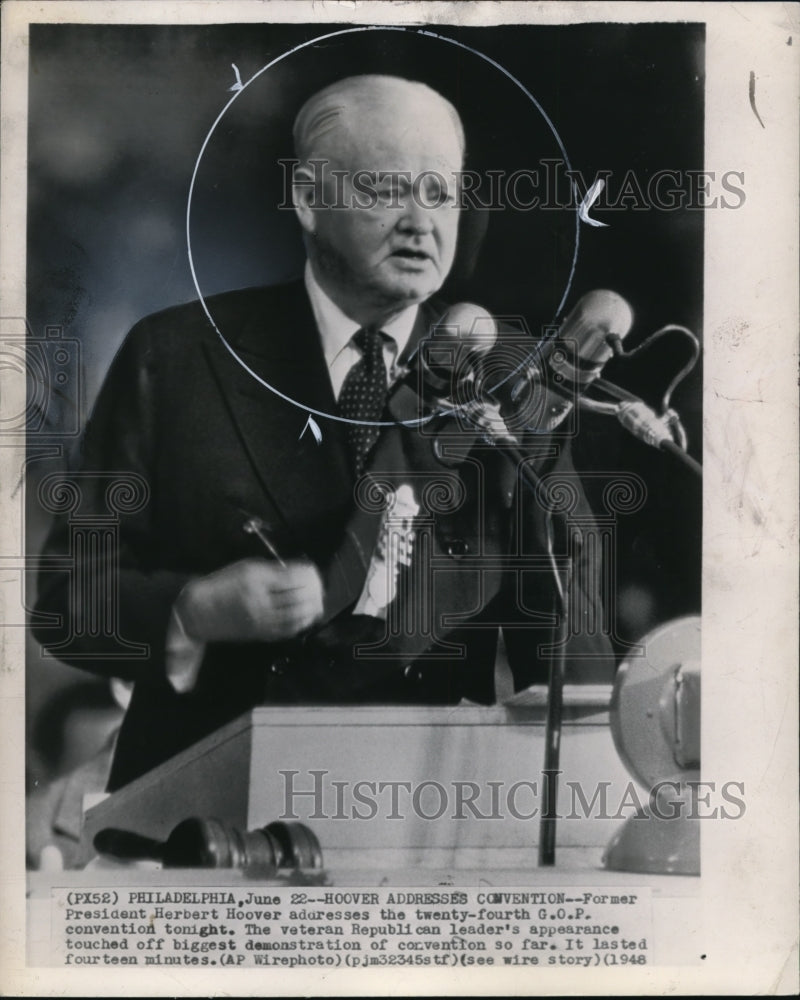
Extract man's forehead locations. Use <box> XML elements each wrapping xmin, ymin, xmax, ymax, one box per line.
<box><xmin>295</xmin><ymin>74</ymin><xmax>464</xmax><ymax>168</ymax></box>
<box><xmin>328</xmin><ymin>110</ymin><xmax>463</xmax><ymax>170</ymax></box>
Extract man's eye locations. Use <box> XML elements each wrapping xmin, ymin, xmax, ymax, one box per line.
<box><xmin>377</xmin><ymin>182</ymin><xmax>405</xmax><ymax>200</ymax></box>
<box><xmin>423</xmin><ymin>181</ymin><xmax>456</xmax><ymax>206</ymax></box>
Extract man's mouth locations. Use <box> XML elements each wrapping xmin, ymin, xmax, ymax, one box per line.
<box><xmin>391</xmin><ymin>248</ymin><xmax>432</xmax><ymax>261</ymax></box>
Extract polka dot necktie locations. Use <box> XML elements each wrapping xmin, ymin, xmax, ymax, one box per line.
<box><xmin>338</xmin><ymin>327</ymin><xmax>389</xmax><ymax>477</ymax></box>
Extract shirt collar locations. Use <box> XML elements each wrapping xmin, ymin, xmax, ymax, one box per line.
<box><xmin>304</xmin><ymin>261</ymin><xmax>419</xmax><ymax>366</ymax></box>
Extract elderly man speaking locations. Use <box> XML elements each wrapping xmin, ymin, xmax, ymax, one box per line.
<box><xmin>34</xmin><ymin>75</ymin><xmax>613</xmax><ymax>789</ymax></box>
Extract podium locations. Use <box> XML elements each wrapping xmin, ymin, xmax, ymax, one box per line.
<box><xmin>27</xmin><ymin>698</ymin><xmax>703</xmax><ymax>969</ymax></box>
<box><xmin>81</xmin><ymin>696</ymin><xmax>636</xmax><ymax>870</ymax></box>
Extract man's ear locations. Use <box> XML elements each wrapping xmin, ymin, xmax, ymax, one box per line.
<box><xmin>292</xmin><ymin>164</ymin><xmax>318</xmax><ymax>235</ymax></box>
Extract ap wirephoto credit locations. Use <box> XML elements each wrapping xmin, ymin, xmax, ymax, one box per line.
<box><xmin>1</xmin><ymin>1</ymin><xmax>797</xmax><ymax>996</ymax></box>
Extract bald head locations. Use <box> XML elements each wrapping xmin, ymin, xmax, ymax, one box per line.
<box><xmin>293</xmin><ymin>74</ymin><xmax>465</xmax><ymax>167</ymax></box>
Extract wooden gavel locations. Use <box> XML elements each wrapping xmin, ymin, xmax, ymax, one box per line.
<box><xmin>93</xmin><ymin>818</ymin><xmax>323</xmax><ymax>873</ymax></box>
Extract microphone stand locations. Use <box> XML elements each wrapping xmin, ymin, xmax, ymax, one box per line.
<box><xmin>538</xmin><ymin>511</ymin><xmax>575</xmax><ymax>867</ymax></box>
<box><xmin>428</xmin><ymin>369</ymin><xmax>701</xmax><ymax>866</ymax></box>
<box><xmin>455</xmin><ymin>400</ymin><xmax>573</xmax><ymax>867</ymax></box>
<box><xmin>423</xmin><ymin>319</ymin><xmax>702</xmax><ymax>866</ymax></box>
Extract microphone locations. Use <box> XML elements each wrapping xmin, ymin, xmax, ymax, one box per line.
<box><xmin>397</xmin><ymin>293</ymin><xmax>632</xmax><ymax>467</ymax></box>
<box><xmin>386</xmin><ymin>302</ymin><xmax>498</xmax><ymax>453</ymax></box>
<box><xmin>494</xmin><ymin>290</ymin><xmax>635</xmax><ymax>438</ymax></box>
<box><xmin>401</xmin><ymin>293</ymin><xmax>699</xmax><ymax>474</ymax></box>
<box><xmin>417</xmin><ymin>301</ymin><xmax>498</xmax><ymax>398</ymax></box>
<box><xmin>419</xmin><ymin>291</ymin><xmax>634</xmax><ymax>448</ymax></box>
<box><xmin>500</xmin><ymin>291</ymin><xmax>701</xmax><ymax>476</ymax></box>
<box><xmin>397</xmin><ymin>302</ymin><xmax>501</xmax><ymax>465</ymax></box>
<box><xmin>548</xmin><ymin>289</ymin><xmax>634</xmax><ymax>399</ymax></box>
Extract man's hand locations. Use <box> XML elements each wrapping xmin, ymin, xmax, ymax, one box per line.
<box><xmin>175</xmin><ymin>558</ymin><xmax>324</xmax><ymax>644</ymax></box>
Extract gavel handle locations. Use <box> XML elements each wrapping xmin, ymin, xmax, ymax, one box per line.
<box><xmin>93</xmin><ymin>827</ymin><xmax>164</xmax><ymax>862</ymax></box>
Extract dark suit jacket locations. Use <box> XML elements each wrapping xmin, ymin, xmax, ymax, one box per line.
<box><xmin>34</xmin><ymin>281</ymin><xmax>614</xmax><ymax>789</ymax></box>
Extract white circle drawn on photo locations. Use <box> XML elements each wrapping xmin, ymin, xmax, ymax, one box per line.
<box><xmin>186</xmin><ymin>25</ymin><xmax>580</xmax><ymax>428</ymax></box>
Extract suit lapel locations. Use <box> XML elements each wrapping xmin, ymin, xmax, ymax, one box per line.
<box><xmin>202</xmin><ymin>282</ymin><xmax>353</xmax><ymax>544</ymax></box>
<box><xmin>203</xmin><ymin>285</ymin><xmax>449</xmax><ymax>546</ymax></box>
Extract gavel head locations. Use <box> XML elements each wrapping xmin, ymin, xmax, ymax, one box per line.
<box><xmin>263</xmin><ymin>821</ymin><xmax>324</xmax><ymax>870</ymax></box>
<box><xmin>162</xmin><ymin>818</ymin><xmax>281</xmax><ymax>873</ymax></box>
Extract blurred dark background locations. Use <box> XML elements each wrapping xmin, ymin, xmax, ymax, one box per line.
<box><xmin>25</xmin><ymin>21</ymin><xmax>703</xmax><ymax>791</ymax></box>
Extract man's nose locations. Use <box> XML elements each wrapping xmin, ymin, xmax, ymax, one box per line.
<box><xmin>396</xmin><ymin>195</ymin><xmax>435</xmax><ymax>235</ymax></box>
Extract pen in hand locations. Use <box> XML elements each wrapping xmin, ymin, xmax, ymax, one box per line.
<box><xmin>240</xmin><ymin>511</ymin><xmax>323</xmax><ymax>647</ymax></box>
<box><xmin>241</xmin><ymin>513</ymin><xmax>288</xmax><ymax>569</ymax></box>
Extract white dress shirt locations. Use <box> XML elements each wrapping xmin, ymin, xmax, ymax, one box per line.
<box><xmin>304</xmin><ymin>262</ymin><xmax>419</xmax><ymax>399</ymax></box>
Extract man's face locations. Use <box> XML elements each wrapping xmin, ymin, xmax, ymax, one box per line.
<box><xmin>300</xmin><ymin>108</ymin><xmax>463</xmax><ymax>319</ymax></box>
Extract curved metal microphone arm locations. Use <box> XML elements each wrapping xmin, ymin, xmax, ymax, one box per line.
<box><xmin>577</xmin><ymin>396</ymin><xmax>619</xmax><ymax>416</ymax></box>
<box><xmin>579</xmin><ymin>382</ymin><xmax>700</xmax><ymax>476</ymax></box>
